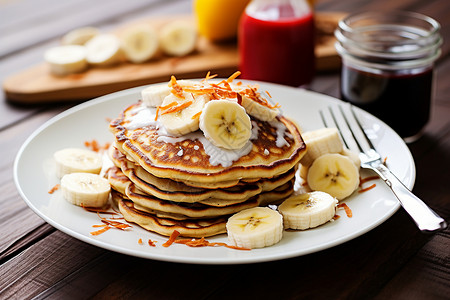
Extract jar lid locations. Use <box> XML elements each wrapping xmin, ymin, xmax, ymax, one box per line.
<box><xmin>335</xmin><ymin>11</ymin><xmax>442</xmax><ymax>70</ymax></box>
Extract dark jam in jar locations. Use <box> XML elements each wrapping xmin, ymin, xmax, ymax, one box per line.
<box><xmin>341</xmin><ymin>66</ymin><xmax>433</xmax><ymax>139</ymax></box>
<box><xmin>335</xmin><ymin>11</ymin><xmax>442</xmax><ymax>142</ymax></box>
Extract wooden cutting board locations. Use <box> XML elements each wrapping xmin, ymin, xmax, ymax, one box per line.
<box><xmin>3</xmin><ymin>12</ymin><xmax>346</xmax><ymax>104</ymax></box>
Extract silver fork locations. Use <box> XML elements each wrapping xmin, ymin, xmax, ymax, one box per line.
<box><xmin>320</xmin><ymin>104</ymin><xmax>447</xmax><ymax>232</ymax></box>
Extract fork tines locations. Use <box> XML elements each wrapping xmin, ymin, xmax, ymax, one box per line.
<box><xmin>320</xmin><ymin>104</ymin><xmax>375</xmax><ymax>155</ymax></box>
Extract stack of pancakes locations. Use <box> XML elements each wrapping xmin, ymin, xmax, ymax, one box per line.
<box><xmin>107</xmin><ymin>90</ymin><xmax>306</xmax><ymax>238</ymax></box>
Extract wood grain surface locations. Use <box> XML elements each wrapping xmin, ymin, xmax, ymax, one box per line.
<box><xmin>0</xmin><ymin>0</ymin><xmax>449</xmax><ymax>299</ymax></box>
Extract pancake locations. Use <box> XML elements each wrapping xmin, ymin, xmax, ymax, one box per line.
<box><xmin>121</xmin><ymin>158</ymin><xmax>261</xmax><ymax>203</ymax></box>
<box><xmin>108</xmin><ymin>165</ymin><xmax>293</xmax><ymax>218</ymax></box>
<box><xmin>107</xmin><ymin>164</ymin><xmax>250</xmax><ymax>209</ymax></box>
<box><xmin>107</xmin><ymin>166</ymin><xmax>130</xmax><ymax>195</ymax></box>
<box><xmin>111</xmin><ymin>142</ymin><xmax>241</xmax><ymax>189</ymax></box>
<box><xmin>109</xmin><ymin>101</ymin><xmax>306</xmax><ymax>184</ymax></box>
<box><xmin>109</xmin><ymin>145</ymin><xmax>296</xmax><ymax>204</ymax></box>
<box><xmin>118</xmin><ymin>199</ymin><xmax>228</xmax><ymax>238</ymax></box>
<box><xmin>116</xmin><ymin>178</ymin><xmax>293</xmax><ymax>238</ymax></box>
<box><xmin>126</xmin><ymin>183</ymin><xmax>260</xmax><ymax>218</ymax></box>
<box><xmin>125</xmin><ymin>180</ymin><xmax>294</xmax><ymax>219</ymax></box>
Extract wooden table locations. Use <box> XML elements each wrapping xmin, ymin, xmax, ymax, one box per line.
<box><xmin>1</xmin><ymin>0</ymin><xmax>448</xmax><ymax>299</ymax></box>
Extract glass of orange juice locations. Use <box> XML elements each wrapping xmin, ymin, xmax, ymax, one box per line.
<box><xmin>193</xmin><ymin>0</ymin><xmax>251</xmax><ymax>42</ymax></box>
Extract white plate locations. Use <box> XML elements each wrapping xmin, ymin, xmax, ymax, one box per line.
<box><xmin>14</xmin><ymin>81</ymin><xmax>415</xmax><ymax>264</ymax></box>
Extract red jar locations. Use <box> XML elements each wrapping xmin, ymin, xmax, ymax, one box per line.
<box><xmin>238</xmin><ymin>0</ymin><xmax>315</xmax><ymax>87</ymax></box>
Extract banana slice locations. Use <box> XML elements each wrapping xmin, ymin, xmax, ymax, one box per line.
<box><xmin>61</xmin><ymin>26</ymin><xmax>99</xmax><ymax>45</ymax></box>
<box><xmin>300</xmin><ymin>128</ymin><xmax>344</xmax><ymax>167</ymax></box>
<box><xmin>141</xmin><ymin>83</ymin><xmax>171</xmax><ymax>107</ymax></box>
<box><xmin>85</xmin><ymin>34</ymin><xmax>123</xmax><ymax>66</ymax></box>
<box><xmin>199</xmin><ymin>99</ymin><xmax>252</xmax><ymax>150</ymax></box>
<box><xmin>278</xmin><ymin>191</ymin><xmax>338</xmax><ymax>230</ymax></box>
<box><xmin>241</xmin><ymin>95</ymin><xmax>279</xmax><ymax>122</ymax></box>
<box><xmin>298</xmin><ymin>164</ymin><xmax>309</xmax><ymax>180</ymax></box>
<box><xmin>44</xmin><ymin>45</ymin><xmax>88</xmax><ymax>75</ymax></box>
<box><xmin>141</xmin><ymin>80</ymin><xmax>197</xmax><ymax>107</ymax></box>
<box><xmin>159</xmin><ymin>92</ymin><xmax>208</xmax><ymax>136</ymax></box>
<box><xmin>54</xmin><ymin>148</ymin><xmax>103</xmax><ymax>178</ymax></box>
<box><xmin>230</xmin><ymin>84</ymin><xmax>279</xmax><ymax>121</ymax></box>
<box><xmin>159</xmin><ymin>20</ymin><xmax>197</xmax><ymax>57</ymax></box>
<box><xmin>61</xmin><ymin>173</ymin><xmax>111</xmax><ymax>207</ymax></box>
<box><xmin>121</xmin><ymin>24</ymin><xmax>159</xmax><ymax>63</ymax></box>
<box><xmin>340</xmin><ymin>147</ymin><xmax>361</xmax><ymax>169</ymax></box>
<box><xmin>226</xmin><ymin>207</ymin><xmax>283</xmax><ymax>249</ymax></box>
<box><xmin>307</xmin><ymin>153</ymin><xmax>360</xmax><ymax>200</ymax></box>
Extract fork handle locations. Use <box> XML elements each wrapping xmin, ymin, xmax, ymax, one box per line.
<box><xmin>372</xmin><ymin>164</ymin><xmax>447</xmax><ymax>232</ymax></box>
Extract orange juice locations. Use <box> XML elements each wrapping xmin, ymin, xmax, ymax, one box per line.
<box><xmin>194</xmin><ymin>0</ymin><xmax>250</xmax><ymax>42</ymax></box>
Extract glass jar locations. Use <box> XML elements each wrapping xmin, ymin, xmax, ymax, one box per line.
<box><xmin>335</xmin><ymin>11</ymin><xmax>442</xmax><ymax>142</ymax></box>
<box><xmin>238</xmin><ymin>0</ymin><xmax>315</xmax><ymax>87</ymax></box>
